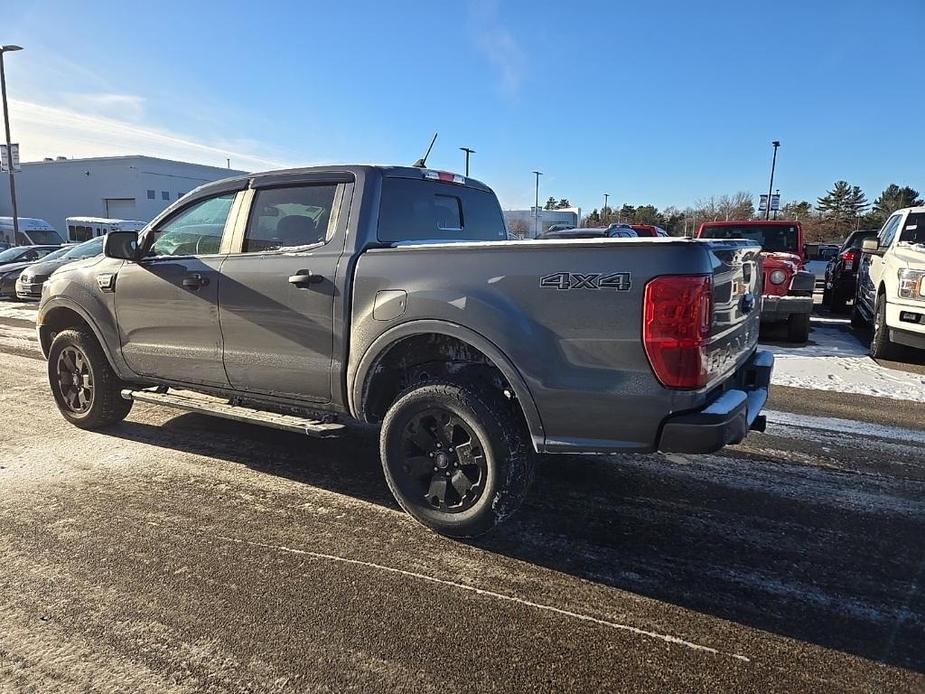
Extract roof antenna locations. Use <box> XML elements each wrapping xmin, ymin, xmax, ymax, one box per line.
<box><xmin>412</xmin><ymin>132</ymin><xmax>438</xmax><ymax>168</ymax></box>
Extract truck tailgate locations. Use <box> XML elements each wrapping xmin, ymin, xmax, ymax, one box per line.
<box><xmin>702</xmin><ymin>240</ymin><xmax>763</xmax><ymax>385</ymax></box>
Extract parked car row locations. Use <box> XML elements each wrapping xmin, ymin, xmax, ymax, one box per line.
<box><xmin>0</xmin><ymin>236</ymin><xmax>105</xmax><ymax>301</ymax></box>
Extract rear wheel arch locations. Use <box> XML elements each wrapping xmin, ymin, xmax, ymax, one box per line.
<box><xmin>352</xmin><ymin>321</ymin><xmax>545</xmax><ymax>451</ymax></box>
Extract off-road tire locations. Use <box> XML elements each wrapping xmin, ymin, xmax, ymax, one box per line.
<box><xmin>380</xmin><ymin>380</ymin><xmax>534</xmax><ymax>538</ymax></box>
<box><xmin>48</xmin><ymin>328</ymin><xmax>133</xmax><ymax>429</ymax></box>
<box><xmin>787</xmin><ymin>312</ymin><xmax>811</xmax><ymax>343</ymax></box>
<box><xmin>870</xmin><ymin>294</ymin><xmax>898</xmax><ymax>360</ymax></box>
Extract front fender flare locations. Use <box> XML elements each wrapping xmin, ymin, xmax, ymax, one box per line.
<box><xmin>350</xmin><ymin>319</ymin><xmax>546</xmax><ymax>452</ymax></box>
<box><xmin>37</xmin><ymin>296</ymin><xmax>132</xmax><ymax>378</ymax></box>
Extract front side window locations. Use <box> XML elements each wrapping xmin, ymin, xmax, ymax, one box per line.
<box><xmin>148</xmin><ymin>193</ymin><xmax>235</xmax><ymax>257</ymax></box>
<box><xmin>242</xmin><ymin>184</ymin><xmax>337</xmax><ymax>253</ymax></box>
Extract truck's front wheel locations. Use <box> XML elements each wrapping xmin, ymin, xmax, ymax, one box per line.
<box><xmin>380</xmin><ymin>381</ymin><xmax>534</xmax><ymax>538</ymax></box>
<box><xmin>870</xmin><ymin>295</ymin><xmax>898</xmax><ymax>360</ymax></box>
<box><xmin>48</xmin><ymin>328</ymin><xmax>133</xmax><ymax>429</ymax></box>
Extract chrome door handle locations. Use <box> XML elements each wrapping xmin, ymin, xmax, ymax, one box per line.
<box><xmin>288</xmin><ymin>270</ymin><xmax>323</xmax><ymax>288</ymax></box>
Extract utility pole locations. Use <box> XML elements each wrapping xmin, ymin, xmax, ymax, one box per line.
<box><xmin>603</xmin><ymin>193</ymin><xmax>609</xmax><ymax>225</ymax></box>
<box><xmin>532</xmin><ymin>171</ymin><xmax>543</xmax><ymax>237</ymax></box>
<box><xmin>0</xmin><ymin>45</ymin><xmax>23</xmax><ymax>244</ymax></box>
<box><xmin>460</xmin><ymin>147</ymin><xmax>475</xmax><ymax>177</ymax></box>
<box><xmin>765</xmin><ymin>140</ymin><xmax>780</xmax><ymax>221</ymax></box>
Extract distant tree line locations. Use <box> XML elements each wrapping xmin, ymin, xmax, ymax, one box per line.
<box><xmin>568</xmin><ymin>182</ymin><xmax>922</xmax><ymax>242</ymax></box>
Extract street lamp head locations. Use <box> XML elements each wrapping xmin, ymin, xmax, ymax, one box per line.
<box><xmin>532</xmin><ymin>170</ymin><xmax>542</xmax><ymax>176</ymax></box>
<box><xmin>0</xmin><ymin>45</ymin><xmax>23</xmax><ymax>53</ymax></box>
<box><xmin>772</xmin><ymin>140</ymin><xmax>780</xmax><ymax>148</ymax></box>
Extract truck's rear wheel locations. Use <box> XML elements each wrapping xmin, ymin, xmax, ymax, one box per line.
<box><xmin>870</xmin><ymin>295</ymin><xmax>898</xmax><ymax>360</ymax></box>
<box><xmin>48</xmin><ymin>328</ymin><xmax>133</xmax><ymax>429</ymax></box>
<box><xmin>380</xmin><ymin>380</ymin><xmax>534</xmax><ymax>538</ymax></box>
<box><xmin>787</xmin><ymin>313</ymin><xmax>811</xmax><ymax>343</ymax></box>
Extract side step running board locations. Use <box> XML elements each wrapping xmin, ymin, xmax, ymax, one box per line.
<box><xmin>121</xmin><ymin>389</ymin><xmax>345</xmax><ymax>438</ymax></box>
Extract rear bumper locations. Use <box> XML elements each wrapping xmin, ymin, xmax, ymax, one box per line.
<box><xmin>761</xmin><ymin>295</ymin><xmax>813</xmax><ymax>322</ymax></box>
<box><xmin>658</xmin><ymin>350</ymin><xmax>773</xmax><ymax>454</ymax></box>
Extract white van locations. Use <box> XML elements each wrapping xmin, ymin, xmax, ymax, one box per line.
<box><xmin>0</xmin><ymin>217</ymin><xmax>66</xmax><ymax>247</ymax></box>
<box><xmin>65</xmin><ymin>217</ymin><xmax>146</xmax><ymax>243</ymax></box>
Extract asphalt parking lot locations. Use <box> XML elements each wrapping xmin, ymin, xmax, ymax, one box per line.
<box><xmin>0</xmin><ymin>302</ymin><xmax>923</xmax><ymax>692</ymax></box>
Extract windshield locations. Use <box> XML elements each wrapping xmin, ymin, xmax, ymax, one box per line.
<box><xmin>898</xmin><ymin>213</ymin><xmax>925</xmax><ymax>245</ymax></box>
<box><xmin>700</xmin><ymin>224</ymin><xmax>799</xmax><ymax>253</ymax></box>
<box><xmin>60</xmin><ymin>237</ymin><xmax>104</xmax><ymax>260</ymax></box>
<box><xmin>844</xmin><ymin>231</ymin><xmax>876</xmax><ymax>250</ymax></box>
<box><xmin>0</xmin><ymin>247</ymin><xmax>25</xmax><ymax>263</ymax></box>
<box><xmin>17</xmin><ymin>230</ymin><xmax>65</xmax><ymax>245</ymax></box>
<box><xmin>42</xmin><ymin>246</ymin><xmax>74</xmax><ymax>261</ymax></box>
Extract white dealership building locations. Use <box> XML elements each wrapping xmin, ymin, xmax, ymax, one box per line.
<box><xmin>503</xmin><ymin>207</ymin><xmax>582</xmax><ymax>238</ymax></box>
<box><xmin>0</xmin><ymin>155</ymin><xmax>247</xmax><ymax>237</ymax></box>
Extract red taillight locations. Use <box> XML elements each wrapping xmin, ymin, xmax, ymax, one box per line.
<box><xmin>643</xmin><ymin>275</ymin><xmax>713</xmax><ymax>389</ymax></box>
<box><xmin>841</xmin><ymin>249</ymin><xmax>857</xmax><ymax>270</ymax></box>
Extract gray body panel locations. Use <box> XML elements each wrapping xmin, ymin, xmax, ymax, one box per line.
<box><xmin>115</xmin><ymin>255</ymin><xmax>228</xmax><ymax>386</ymax></box>
<box><xmin>349</xmin><ymin>238</ymin><xmax>761</xmax><ymax>451</ymax></box>
<box><xmin>37</xmin><ymin>165</ymin><xmax>762</xmax><ymax>454</ymax></box>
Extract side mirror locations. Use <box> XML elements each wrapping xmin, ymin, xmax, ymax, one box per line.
<box><xmin>861</xmin><ymin>238</ymin><xmax>879</xmax><ymax>252</ymax></box>
<box><xmin>104</xmin><ymin>231</ymin><xmax>140</xmax><ymax>260</ymax></box>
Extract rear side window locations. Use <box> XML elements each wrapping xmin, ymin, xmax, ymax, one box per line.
<box><xmin>243</xmin><ymin>184</ymin><xmax>337</xmax><ymax>253</ymax></box>
<box><xmin>378</xmin><ymin>178</ymin><xmax>507</xmax><ymax>243</ymax></box>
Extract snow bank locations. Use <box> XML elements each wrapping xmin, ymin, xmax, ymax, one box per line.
<box><xmin>768</xmin><ymin>320</ymin><xmax>925</xmax><ymax>402</ymax></box>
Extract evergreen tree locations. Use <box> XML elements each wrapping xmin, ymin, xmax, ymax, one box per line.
<box><xmin>817</xmin><ymin>180</ymin><xmax>858</xmax><ymax>233</ymax></box>
<box><xmin>544</xmin><ymin>196</ymin><xmax>557</xmax><ymax>210</ymax></box>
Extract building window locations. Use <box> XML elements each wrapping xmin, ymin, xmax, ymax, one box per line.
<box><xmin>161</xmin><ymin>191</ymin><xmax>170</xmax><ymax>200</ymax></box>
<box><xmin>147</xmin><ymin>189</ymin><xmax>155</xmax><ymax>200</ymax></box>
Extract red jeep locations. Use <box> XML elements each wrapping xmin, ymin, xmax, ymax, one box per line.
<box><xmin>697</xmin><ymin>220</ymin><xmax>814</xmax><ymax>342</ymax></box>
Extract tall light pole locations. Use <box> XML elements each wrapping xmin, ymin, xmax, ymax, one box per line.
<box><xmin>603</xmin><ymin>193</ymin><xmax>609</xmax><ymax>225</ymax></box>
<box><xmin>460</xmin><ymin>147</ymin><xmax>475</xmax><ymax>177</ymax></box>
<box><xmin>0</xmin><ymin>45</ymin><xmax>23</xmax><ymax>243</ymax></box>
<box><xmin>765</xmin><ymin>140</ymin><xmax>780</xmax><ymax>221</ymax></box>
<box><xmin>532</xmin><ymin>170</ymin><xmax>542</xmax><ymax>237</ymax></box>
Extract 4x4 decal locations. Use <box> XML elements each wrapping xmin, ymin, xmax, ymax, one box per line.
<box><xmin>540</xmin><ymin>271</ymin><xmax>632</xmax><ymax>291</ymax></box>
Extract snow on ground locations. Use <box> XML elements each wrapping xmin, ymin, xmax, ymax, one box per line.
<box><xmin>767</xmin><ymin>318</ymin><xmax>925</xmax><ymax>402</ymax></box>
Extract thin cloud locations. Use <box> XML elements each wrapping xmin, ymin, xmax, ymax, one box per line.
<box><xmin>9</xmin><ymin>98</ymin><xmax>292</xmax><ymax>171</ymax></box>
<box><xmin>469</xmin><ymin>0</ymin><xmax>526</xmax><ymax>95</ymax></box>
<box><xmin>61</xmin><ymin>93</ymin><xmax>147</xmax><ymax>122</ymax></box>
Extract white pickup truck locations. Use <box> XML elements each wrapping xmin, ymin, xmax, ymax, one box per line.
<box><xmin>855</xmin><ymin>206</ymin><xmax>925</xmax><ymax>358</ymax></box>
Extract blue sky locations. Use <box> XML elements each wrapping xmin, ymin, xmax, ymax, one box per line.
<box><xmin>5</xmin><ymin>0</ymin><xmax>924</xmax><ymax>212</ymax></box>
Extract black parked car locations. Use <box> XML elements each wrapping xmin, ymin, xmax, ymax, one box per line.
<box><xmin>0</xmin><ymin>245</ymin><xmax>65</xmax><ymax>298</ymax></box>
<box><xmin>822</xmin><ymin>230</ymin><xmax>878</xmax><ymax>312</ymax></box>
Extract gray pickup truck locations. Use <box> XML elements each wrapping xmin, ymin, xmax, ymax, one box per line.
<box><xmin>37</xmin><ymin>165</ymin><xmax>773</xmax><ymax>537</ymax></box>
